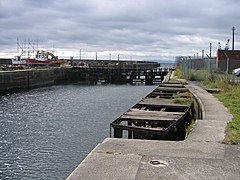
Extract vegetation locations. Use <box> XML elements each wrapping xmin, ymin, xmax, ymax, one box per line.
<box><xmin>205</xmin><ymin>81</ymin><xmax>240</xmax><ymax>144</ymax></box>
<box><xmin>174</xmin><ymin>66</ymin><xmax>184</xmax><ymax>78</ymax></box>
<box><xmin>169</xmin><ymin>79</ymin><xmax>188</xmax><ymax>85</ymax></box>
<box><xmin>171</xmin><ymin>68</ymin><xmax>188</xmax><ymax>84</ymax></box>
<box><xmin>173</xmin><ymin>92</ymin><xmax>194</xmax><ymax>105</ymax></box>
<box><xmin>175</xmin><ymin>67</ymin><xmax>240</xmax><ymax>144</ymax></box>
<box><xmin>186</xmin><ymin>70</ymin><xmax>207</xmax><ymax>81</ymax></box>
<box><xmin>185</xmin><ymin>119</ymin><xmax>196</xmax><ymax>136</ymax></box>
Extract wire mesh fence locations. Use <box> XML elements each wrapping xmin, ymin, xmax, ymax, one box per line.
<box><xmin>175</xmin><ymin>56</ymin><xmax>240</xmax><ymax>84</ymax></box>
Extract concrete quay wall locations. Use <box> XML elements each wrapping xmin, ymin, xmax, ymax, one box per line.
<box><xmin>0</xmin><ymin>66</ymin><xmax>166</xmax><ymax>94</ymax></box>
<box><xmin>0</xmin><ymin>68</ymin><xmax>66</xmax><ymax>93</ymax></box>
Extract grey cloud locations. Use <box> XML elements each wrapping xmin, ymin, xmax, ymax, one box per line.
<box><xmin>0</xmin><ymin>0</ymin><xmax>240</xmax><ymax>60</ymax></box>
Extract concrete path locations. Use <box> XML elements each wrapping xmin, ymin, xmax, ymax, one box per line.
<box><xmin>186</xmin><ymin>82</ymin><xmax>233</xmax><ymax>143</ymax></box>
<box><xmin>67</xmin><ymin>82</ymin><xmax>240</xmax><ymax>180</ymax></box>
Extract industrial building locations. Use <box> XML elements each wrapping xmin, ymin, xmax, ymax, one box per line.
<box><xmin>216</xmin><ymin>50</ymin><xmax>240</xmax><ymax>73</ymax></box>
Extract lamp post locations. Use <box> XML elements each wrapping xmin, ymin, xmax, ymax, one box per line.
<box><xmin>188</xmin><ymin>56</ymin><xmax>192</xmax><ymax>69</ymax></box>
<box><xmin>181</xmin><ymin>57</ymin><xmax>188</xmax><ymax>78</ymax></box>
<box><xmin>232</xmin><ymin>26</ymin><xmax>235</xmax><ymax>50</ymax></box>
<box><xmin>185</xmin><ymin>57</ymin><xmax>188</xmax><ymax>78</ymax></box>
<box><xmin>79</xmin><ymin>49</ymin><xmax>81</xmax><ymax>60</ymax></box>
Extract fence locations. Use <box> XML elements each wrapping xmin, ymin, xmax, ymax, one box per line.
<box><xmin>175</xmin><ymin>56</ymin><xmax>240</xmax><ymax>83</ymax></box>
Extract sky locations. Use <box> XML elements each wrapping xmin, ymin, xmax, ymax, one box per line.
<box><xmin>0</xmin><ymin>0</ymin><xmax>240</xmax><ymax>61</ymax></box>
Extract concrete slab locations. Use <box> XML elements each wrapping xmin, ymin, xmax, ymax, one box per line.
<box><xmin>205</xmin><ymin>113</ymin><xmax>232</xmax><ymax>121</ymax></box>
<box><xmin>67</xmin><ymin>138</ymin><xmax>240</xmax><ymax>180</ymax></box>
<box><xmin>223</xmin><ymin>145</ymin><xmax>240</xmax><ymax>179</ymax></box>
<box><xmin>135</xmin><ymin>155</ymin><xmax>239</xmax><ymax>180</ymax></box>
<box><xmin>67</xmin><ymin>144</ymin><xmax>142</xmax><ymax>180</ymax></box>
<box><xmin>95</xmin><ymin>138</ymin><xmax>225</xmax><ymax>160</ymax></box>
<box><xmin>187</xmin><ymin>120</ymin><xmax>227</xmax><ymax>142</ymax></box>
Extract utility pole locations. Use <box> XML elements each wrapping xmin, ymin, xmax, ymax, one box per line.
<box><xmin>17</xmin><ymin>38</ymin><xmax>19</xmax><ymax>56</ymax></box>
<box><xmin>202</xmin><ymin>50</ymin><xmax>204</xmax><ymax>59</ymax></box>
<box><xmin>117</xmin><ymin>55</ymin><xmax>120</xmax><ymax>69</ymax></box>
<box><xmin>28</xmin><ymin>39</ymin><xmax>30</xmax><ymax>59</ymax></box>
<box><xmin>36</xmin><ymin>40</ymin><xmax>38</xmax><ymax>51</ymax></box>
<box><xmin>79</xmin><ymin>49</ymin><xmax>81</xmax><ymax>60</ymax></box>
<box><xmin>206</xmin><ymin>54</ymin><xmax>211</xmax><ymax>76</ymax></box>
<box><xmin>210</xmin><ymin>43</ymin><xmax>212</xmax><ymax>58</ymax></box>
<box><xmin>95</xmin><ymin>52</ymin><xmax>97</xmax><ymax>60</ymax></box>
<box><xmin>232</xmin><ymin>26</ymin><xmax>235</xmax><ymax>50</ymax></box>
<box><xmin>188</xmin><ymin>56</ymin><xmax>192</xmax><ymax>69</ymax></box>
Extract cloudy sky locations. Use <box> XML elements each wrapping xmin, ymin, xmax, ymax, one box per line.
<box><xmin>0</xmin><ymin>0</ymin><xmax>240</xmax><ymax>61</ymax></box>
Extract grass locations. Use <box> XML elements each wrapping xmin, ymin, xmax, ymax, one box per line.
<box><xmin>172</xmin><ymin>92</ymin><xmax>194</xmax><ymax>105</ymax></box>
<box><xmin>177</xmin><ymin>67</ymin><xmax>240</xmax><ymax>144</ymax></box>
<box><xmin>169</xmin><ymin>79</ymin><xmax>188</xmax><ymax>85</ymax></box>
<box><xmin>185</xmin><ymin>119</ymin><xmax>196</xmax><ymax>136</ymax></box>
<box><xmin>214</xmin><ymin>84</ymin><xmax>240</xmax><ymax>144</ymax></box>
<box><xmin>174</xmin><ymin>66</ymin><xmax>184</xmax><ymax>78</ymax></box>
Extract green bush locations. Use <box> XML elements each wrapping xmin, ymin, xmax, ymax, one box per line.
<box><xmin>186</xmin><ymin>71</ymin><xmax>207</xmax><ymax>81</ymax></box>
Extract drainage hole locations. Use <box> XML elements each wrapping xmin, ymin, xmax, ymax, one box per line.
<box><xmin>148</xmin><ymin>160</ymin><xmax>169</xmax><ymax>167</ymax></box>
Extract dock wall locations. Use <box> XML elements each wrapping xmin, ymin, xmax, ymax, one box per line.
<box><xmin>0</xmin><ymin>67</ymin><xmax>169</xmax><ymax>93</ymax></box>
<box><xmin>0</xmin><ymin>68</ymin><xmax>60</xmax><ymax>93</ymax></box>
<box><xmin>0</xmin><ymin>60</ymin><xmax>166</xmax><ymax>93</ymax></box>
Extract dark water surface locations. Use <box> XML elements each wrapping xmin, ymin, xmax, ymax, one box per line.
<box><xmin>0</xmin><ymin>84</ymin><xmax>155</xmax><ymax>179</ymax></box>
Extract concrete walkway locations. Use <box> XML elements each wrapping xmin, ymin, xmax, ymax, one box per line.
<box><xmin>186</xmin><ymin>82</ymin><xmax>233</xmax><ymax>143</ymax></box>
<box><xmin>67</xmin><ymin>82</ymin><xmax>240</xmax><ymax>180</ymax></box>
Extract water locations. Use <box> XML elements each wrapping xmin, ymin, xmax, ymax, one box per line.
<box><xmin>0</xmin><ymin>84</ymin><xmax>155</xmax><ymax>179</ymax></box>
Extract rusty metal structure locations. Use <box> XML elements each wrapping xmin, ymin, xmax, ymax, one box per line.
<box><xmin>110</xmin><ymin>82</ymin><xmax>195</xmax><ymax>140</ymax></box>
<box><xmin>65</xmin><ymin>66</ymin><xmax>170</xmax><ymax>85</ymax></box>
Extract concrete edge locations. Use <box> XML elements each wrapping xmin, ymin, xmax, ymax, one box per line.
<box><xmin>162</xmin><ymin>70</ymin><xmax>172</xmax><ymax>83</ymax></box>
<box><xmin>66</xmin><ymin>143</ymin><xmax>102</xmax><ymax>180</ymax></box>
<box><xmin>185</xmin><ymin>81</ymin><xmax>205</xmax><ymax>120</ymax></box>
<box><xmin>188</xmin><ymin>86</ymin><xmax>205</xmax><ymax>120</ymax></box>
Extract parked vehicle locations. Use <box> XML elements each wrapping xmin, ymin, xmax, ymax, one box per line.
<box><xmin>233</xmin><ymin>68</ymin><xmax>240</xmax><ymax>77</ymax></box>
